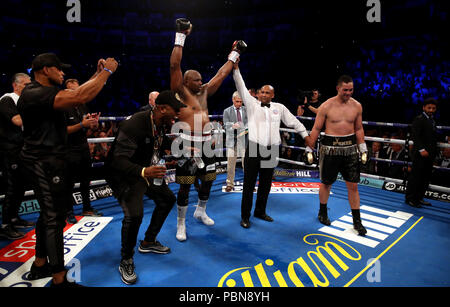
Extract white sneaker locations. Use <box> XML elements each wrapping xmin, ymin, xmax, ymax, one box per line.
<box><xmin>176</xmin><ymin>218</ymin><xmax>187</xmax><ymax>242</ymax></box>
<box><xmin>193</xmin><ymin>207</ymin><xmax>215</xmax><ymax>226</ymax></box>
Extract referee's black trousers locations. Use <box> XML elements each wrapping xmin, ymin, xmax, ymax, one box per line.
<box><xmin>241</xmin><ymin>142</ymin><xmax>278</xmax><ymax>220</ymax></box>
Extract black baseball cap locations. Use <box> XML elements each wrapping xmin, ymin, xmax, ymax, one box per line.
<box><xmin>31</xmin><ymin>53</ymin><xmax>71</xmax><ymax>71</ymax></box>
<box><xmin>155</xmin><ymin>90</ymin><xmax>187</xmax><ymax>112</ymax></box>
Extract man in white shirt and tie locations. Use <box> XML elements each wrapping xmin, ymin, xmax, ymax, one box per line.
<box><xmin>223</xmin><ymin>91</ymin><xmax>248</xmax><ymax>192</ymax></box>
<box><xmin>232</xmin><ymin>60</ymin><xmax>312</xmax><ymax>228</ymax></box>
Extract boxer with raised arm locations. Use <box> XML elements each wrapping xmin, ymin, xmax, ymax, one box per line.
<box><xmin>307</xmin><ymin>75</ymin><xmax>368</xmax><ymax>236</ymax></box>
<box><xmin>170</xmin><ymin>18</ymin><xmax>246</xmax><ymax>241</ymax></box>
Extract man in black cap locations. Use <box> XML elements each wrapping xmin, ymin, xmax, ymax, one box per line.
<box><xmin>405</xmin><ymin>98</ymin><xmax>439</xmax><ymax>208</ymax></box>
<box><xmin>105</xmin><ymin>90</ymin><xmax>186</xmax><ymax>285</ymax></box>
<box><xmin>18</xmin><ymin>52</ymin><xmax>118</xmax><ymax>287</ymax></box>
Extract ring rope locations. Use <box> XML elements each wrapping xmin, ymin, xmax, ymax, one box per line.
<box><xmin>4</xmin><ymin>115</ymin><xmax>447</xmax><ymax>200</ymax></box>
<box><xmin>95</xmin><ymin>114</ymin><xmax>450</xmax><ymax>148</ymax></box>
<box><xmin>297</xmin><ymin>116</ymin><xmax>450</xmax><ymax>131</ymax></box>
<box><xmin>98</xmin><ymin>114</ymin><xmax>450</xmax><ymax>131</ymax></box>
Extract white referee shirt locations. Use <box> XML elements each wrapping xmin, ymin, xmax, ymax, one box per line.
<box><xmin>233</xmin><ymin>68</ymin><xmax>308</xmax><ymax>147</ymax></box>
<box><xmin>0</xmin><ymin>92</ymin><xmax>20</xmax><ymax>105</ymax></box>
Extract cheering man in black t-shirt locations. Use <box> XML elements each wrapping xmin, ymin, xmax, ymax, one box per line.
<box><xmin>18</xmin><ymin>53</ymin><xmax>118</xmax><ymax>287</ymax></box>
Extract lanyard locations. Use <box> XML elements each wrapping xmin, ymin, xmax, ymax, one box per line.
<box><xmin>150</xmin><ymin>112</ymin><xmax>164</xmax><ymax>165</ymax></box>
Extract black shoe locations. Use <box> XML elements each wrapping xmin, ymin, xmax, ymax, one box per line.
<box><xmin>0</xmin><ymin>225</ymin><xmax>25</xmax><ymax>240</ymax></box>
<box><xmin>67</xmin><ymin>212</ymin><xmax>77</xmax><ymax>224</ymax></box>
<box><xmin>28</xmin><ymin>262</ymin><xmax>52</xmax><ymax>280</ymax></box>
<box><xmin>318</xmin><ymin>213</ymin><xmax>331</xmax><ymax>226</ymax></box>
<box><xmin>254</xmin><ymin>213</ymin><xmax>273</xmax><ymax>222</ymax></box>
<box><xmin>82</xmin><ymin>208</ymin><xmax>103</xmax><ymax>217</ymax></box>
<box><xmin>240</xmin><ymin>218</ymin><xmax>250</xmax><ymax>229</ymax></box>
<box><xmin>353</xmin><ymin>220</ymin><xmax>367</xmax><ymax>236</ymax></box>
<box><xmin>138</xmin><ymin>240</ymin><xmax>170</xmax><ymax>254</ymax></box>
<box><xmin>11</xmin><ymin>217</ymin><xmax>35</xmax><ymax>229</ymax></box>
<box><xmin>119</xmin><ymin>258</ymin><xmax>137</xmax><ymax>285</ymax></box>
<box><xmin>419</xmin><ymin>200</ymin><xmax>432</xmax><ymax>206</ymax></box>
<box><xmin>406</xmin><ymin>200</ymin><xmax>422</xmax><ymax>208</ymax></box>
<box><xmin>50</xmin><ymin>276</ymin><xmax>85</xmax><ymax>288</ymax></box>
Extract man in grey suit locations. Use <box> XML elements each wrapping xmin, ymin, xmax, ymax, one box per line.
<box><xmin>223</xmin><ymin>91</ymin><xmax>248</xmax><ymax>192</ymax></box>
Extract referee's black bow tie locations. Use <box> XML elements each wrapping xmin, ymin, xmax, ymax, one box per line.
<box><xmin>261</xmin><ymin>103</ymin><xmax>270</xmax><ymax>108</ymax></box>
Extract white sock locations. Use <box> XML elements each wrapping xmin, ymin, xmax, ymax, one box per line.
<box><xmin>177</xmin><ymin>205</ymin><xmax>187</xmax><ymax>219</ymax></box>
<box><xmin>194</xmin><ymin>199</ymin><xmax>214</xmax><ymax>226</ymax></box>
<box><xmin>176</xmin><ymin>206</ymin><xmax>187</xmax><ymax>241</ymax></box>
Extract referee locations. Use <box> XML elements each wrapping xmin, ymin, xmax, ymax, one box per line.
<box><xmin>18</xmin><ymin>53</ymin><xmax>117</xmax><ymax>287</ymax></box>
<box><xmin>232</xmin><ymin>60</ymin><xmax>311</xmax><ymax>229</ymax></box>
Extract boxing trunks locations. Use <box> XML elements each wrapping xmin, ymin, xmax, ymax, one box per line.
<box><xmin>175</xmin><ymin>131</ymin><xmax>216</xmax><ymax>184</ymax></box>
<box><xmin>319</xmin><ymin>134</ymin><xmax>360</xmax><ymax>184</ymax></box>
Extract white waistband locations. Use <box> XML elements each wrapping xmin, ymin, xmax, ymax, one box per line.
<box><xmin>180</xmin><ymin>133</ymin><xmax>212</xmax><ymax>142</ymax></box>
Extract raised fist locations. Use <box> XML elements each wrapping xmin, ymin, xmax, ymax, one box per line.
<box><xmin>97</xmin><ymin>58</ymin><xmax>106</xmax><ymax>74</ymax></box>
<box><xmin>232</xmin><ymin>40</ymin><xmax>247</xmax><ymax>54</ymax></box>
<box><xmin>228</xmin><ymin>41</ymin><xmax>247</xmax><ymax>63</ymax></box>
<box><xmin>104</xmin><ymin>58</ymin><xmax>118</xmax><ymax>73</ymax></box>
<box><xmin>176</xmin><ymin>18</ymin><xmax>192</xmax><ymax>35</ymax></box>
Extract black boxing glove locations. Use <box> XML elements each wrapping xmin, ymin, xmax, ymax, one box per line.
<box><xmin>358</xmin><ymin>143</ymin><xmax>368</xmax><ymax>165</ymax></box>
<box><xmin>302</xmin><ymin>146</ymin><xmax>317</xmax><ymax>165</ymax></box>
<box><xmin>175</xmin><ymin>18</ymin><xmax>192</xmax><ymax>47</ymax></box>
<box><xmin>228</xmin><ymin>40</ymin><xmax>247</xmax><ymax>63</ymax></box>
<box><xmin>175</xmin><ymin>18</ymin><xmax>192</xmax><ymax>33</ymax></box>
<box><xmin>232</xmin><ymin>40</ymin><xmax>247</xmax><ymax>53</ymax></box>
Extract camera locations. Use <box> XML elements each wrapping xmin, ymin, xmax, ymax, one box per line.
<box><xmin>297</xmin><ymin>90</ymin><xmax>314</xmax><ymax>103</ymax></box>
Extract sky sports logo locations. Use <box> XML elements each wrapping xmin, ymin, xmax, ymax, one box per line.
<box><xmin>0</xmin><ymin>216</ymin><xmax>112</xmax><ymax>287</ymax></box>
<box><xmin>223</xmin><ymin>182</ymin><xmax>332</xmax><ymax>194</ymax></box>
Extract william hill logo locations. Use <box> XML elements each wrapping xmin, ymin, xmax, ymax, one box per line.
<box><xmin>217</xmin><ymin>205</ymin><xmax>415</xmax><ymax>287</ymax></box>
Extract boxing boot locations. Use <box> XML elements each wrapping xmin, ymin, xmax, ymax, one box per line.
<box><xmin>193</xmin><ymin>199</ymin><xmax>214</xmax><ymax>226</ymax></box>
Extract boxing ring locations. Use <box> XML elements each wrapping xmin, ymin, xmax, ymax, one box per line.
<box><xmin>0</xmin><ymin>115</ymin><xmax>449</xmax><ymax>287</ymax></box>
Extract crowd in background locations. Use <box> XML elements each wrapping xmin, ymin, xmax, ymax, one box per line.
<box><xmin>1</xmin><ymin>1</ymin><xmax>448</xmax><ymax>124</ymax></box>
<box><xmin>279</xmin><ymin>124</ymin><xmax>450</xmax><ymax>187</ymax></box>
<box><xmin>345</xmin><ymin>36</ymin><xmax>450</xmax><ymax>124</ymax></box>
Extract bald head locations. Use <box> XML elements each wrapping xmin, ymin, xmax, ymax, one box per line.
<box><xmin>183</xmin><ymin>70</ymin><xmax>203</xmax><ymax>93</ymax></box>
<box><xmin>259</xmin><ymin>85</ymin><xmax>275</xmax><ymax>104</ymax></box>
